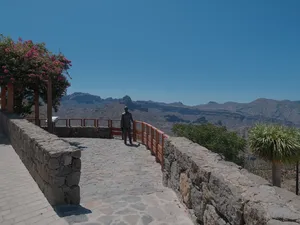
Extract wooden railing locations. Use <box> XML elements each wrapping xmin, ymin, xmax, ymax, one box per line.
<box><xmin>26</xmin><ymin>118</ymin><xmax>168</xmax><ymax>168</ymax></box>
<box><xmin>26</xmin><ymin>118</ymin><xmax>123</xmax><ymax>136</ymax></box>
<box><xmin>133</xmin><ymin>121</ymin><xmax>169</xmax><ymax>166</ymax></box>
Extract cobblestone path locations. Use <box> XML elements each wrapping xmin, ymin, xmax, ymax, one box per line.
<box><xmin>62</xmin><ymin>138</ymin><xmax>194</xmax><ymax>225</ymax></box>
<box><xmin>0</xmin><ymin>133</ymin><xmax>68</xmax><ymax>225</ymax></box>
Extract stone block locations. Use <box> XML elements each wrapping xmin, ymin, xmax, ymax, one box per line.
<box><xmin>0</xmin><ymin>111</ymin><xmax>82</xmax><ymax>206</ymax></box>
<box><xmin>72</xmin><ymin>158</ymin><xmax>81</xmax><ymax>171</ymax></box>
<box><xmin>203</xmin><ymin>204</ymin><xmax>227</xmax><ymax>225</ymax></box>
<box><xmin>163</xmin><ymin>137</ymin><xmax>300</xmax><ymax>225</ymax></box>
<box><xmin>66</xmin><ymin>172</ymin><xmax>81</xmax><ymax>187</ymax></box>
<box><xmin>45</xmin><ymin>185</ymin><xmax>65</xmax><ymax>206</ymax></box>
<box><xmin>63</xmin><ymin>155</ymin><xmax>72</xmax><ymax>166</ymax></box>
<box><xmin>190</xmin><ymin>186</ymin><xmax>205</xmax><ymax>220</ymax></box>
<box><xmin>48</xmin><ymin>158</ymin><xmax>60</xmax><ymax>170</ymax></box>
<box><xmin>67</xmin><ymin>186</ymin><xmax>80</xmax><ymax>204</ymax></box>
<box><xmin>71</xmin><ymin>150</ymin><xmax>81</xmax><ymax>159</ymax></box>
<box><xmin>49</xmin><ymin>175</ymin><xmax>66</xmax><ymax>187</ymax></box>
<box><xmin>38</xmin><ymin>166</ymin><xmax>50</xmax><ymax>183</ymax></box>
<box><xmin>179</xmin><ymin>173</ymin><xmax>191</xmax><ymax>208</ymax></box>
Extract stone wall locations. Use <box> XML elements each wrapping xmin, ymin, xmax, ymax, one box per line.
<box><xmin>0</xmin><ymin>111</ymin><xmax>82</xmax><ymax>206</ymax></box>
<box><xmin>45</xmin><ymin>127</ymin><xmax>111</xmax><ymax>138</ymax></box>
<box><xmin>163</xmin><ymin>137</ymin><xmax>300</xmax><ymax>225</ymax></box>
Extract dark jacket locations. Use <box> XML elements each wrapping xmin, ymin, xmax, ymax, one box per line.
<box><xmin>121</xmin><ymin>112</ymin><xmax>133</xmax><ymax>129</ymax></box>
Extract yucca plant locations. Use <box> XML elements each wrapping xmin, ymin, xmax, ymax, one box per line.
<box><xmin>248</xmin><ymin>124</ymin><xmax>300</xmax><ymax>187</ymax></box>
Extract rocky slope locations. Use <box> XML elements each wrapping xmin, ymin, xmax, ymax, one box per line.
<box><xmin>38</xmin><ymin>92</ymin><xmax>300</xmax><ymax>136</ymax></box>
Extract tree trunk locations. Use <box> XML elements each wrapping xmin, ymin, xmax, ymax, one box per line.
<box><xmin>1</xmin><ymin>86</ymin><xmax>6</xmax><ymax>110</ymax></box>
<box><xmin>272</xmin><ymin>160</ymin><xmax>282</xmax><ymax>187</ymax></box>
<box><xmin>34</xmin><ymin>88</ymin><xmax>40</xmax><ymax>126</ymax></box>
<box><xmin>7</xmin><ymin>83</ymin><xmax>14</xmax><ymax>113</ymax></box>
<box><xmin>47</xmin><ymin>78</ymin><xmax>53</xmax><ymax>133</ymax></box>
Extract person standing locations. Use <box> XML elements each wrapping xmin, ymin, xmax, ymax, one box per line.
<box><xmin>120</xmin><ymin>106</ymin><xmax>134</xmax><ymax>145</ymax></box>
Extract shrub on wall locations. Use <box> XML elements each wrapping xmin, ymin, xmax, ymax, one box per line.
<box><xmin>172</xmin><ymin>123</ymin><xmax>246</xmax><ymax>166</ymax></box>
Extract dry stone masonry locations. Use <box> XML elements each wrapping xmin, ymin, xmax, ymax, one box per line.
<box><xmin>50</xmin><ymin>126</ymin><xmax>111</xmax><ymax>138</ymax></box>
<box><xmin>0</xmin><ymin>112</ymin><xmax>81</xmax><ymax>206</ymax></box>
<box><xmin>163</xmin><ymin>137</ymin><xmax>300</xmax><ymax>225</ymax></box>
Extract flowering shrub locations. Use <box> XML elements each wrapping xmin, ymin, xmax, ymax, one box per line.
<box><xmin>0</xmin><ymin>34</ymin><xmax>71</xmax><ymax>115</ymax></box>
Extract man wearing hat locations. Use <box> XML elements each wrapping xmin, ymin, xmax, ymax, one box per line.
<box><xmin>120</xmin><ymin>106</ymin><xmax>134</xmax><ymax>145</ymax></box>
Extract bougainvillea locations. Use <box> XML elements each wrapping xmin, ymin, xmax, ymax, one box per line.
<box><xmin>0</xmin><ymin>34</ymin><xmax>71</xmax><ymax>115</ymax></box>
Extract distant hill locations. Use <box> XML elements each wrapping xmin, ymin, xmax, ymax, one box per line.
<box><xmin>42</xmin><ymin>92</ymin><xmax>300</xmax><ymax>136</ymax></box>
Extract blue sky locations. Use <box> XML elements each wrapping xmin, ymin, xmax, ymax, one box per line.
<box><xmin>1</xmin><ymin>0</ymin><xmax>300</xmax><ymax>105</ymax></box>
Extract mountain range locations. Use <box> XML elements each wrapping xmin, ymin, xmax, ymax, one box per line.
<box><xmin>38</xmin><ymin>92</ymin><xmax>300</xmax><ymax>137</ymax></box>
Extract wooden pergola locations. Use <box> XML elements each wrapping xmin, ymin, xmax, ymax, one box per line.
<box><xmin>1</xmin><ymin>79</ymin><xmax>53</xmax><ymax>133</ymax></box>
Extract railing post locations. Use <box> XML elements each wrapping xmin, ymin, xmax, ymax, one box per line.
<box><xmin>155</xmin><ymin>130</ymin><xmax>159</xmax><ymax>154</ymax></box>
<box><xmin>146</xmin><ymin>125</ymin><xmax>149</xmax><ymax>148</ymax></box>
<box><xmin>161</xmin><ymin>134</ymin><xmax>165</xmax><ymax>170</ymax></box>
<box><xmin>141</xmin><ymin>123</ymin><xmax>145</xmax><ymax>144</ymax></box>
<box><xmin>133</xmin><ymin>121</ymin><xmax>137</xmax><ymax>142</ymax></box>
<box><xmin>96</xmin><ymin>119</ymin><xmax>99</xmax><ymax>127</ymax></box>
<box><xmin>151</xmin><ymin>127</ymin><xmax>154</xmax><ymax>153</ymax></box>
<box><xmin>94</xmin><ymin>119</ymin><xmax>97</xmax><ymax>127</ymax></box>
<box><xmin>83</xmin><ymin>119</ymin><xmax>85</xmax><ymax>127</ymax></box>
<box><xmin>65</xmin><ymin>119</ymin><xmax>68</xmax><ymax>127</ymax></box>
<box><xmin>68</xmin><ymin>119</ymin><xmax>71</xmax><ymax>127</ymax></box>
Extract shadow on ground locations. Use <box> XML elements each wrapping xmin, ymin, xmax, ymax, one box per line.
<box><xmin>54</xmin><ymin>204</ymin><xmax>92</xmax><ymax>224</ymax></box>
<box><xmin>126</xmin><ymin>143</ymin><xmax>140</xmax><ymax>147</ymax></box>
<box><xmin>64</xmin><ymin>140</ymin><xmax>88</xmax><ymax>150</ymax></box>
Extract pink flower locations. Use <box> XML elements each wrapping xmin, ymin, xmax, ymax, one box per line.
<box><xmin>4</xmin><ymin>48</ymin><xmax>10</xmax><ymax>53</ymax></box>
<box><xmin>2</xmin><ymin>66</ymin><xmax>6</xmax><ymax>69</ymax></box>
<box><xmin>4</xmin><ymin>69</ymin><xmax>9</xmax><ymax>74</ymax></box>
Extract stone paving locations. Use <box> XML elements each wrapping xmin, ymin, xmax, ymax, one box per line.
<box><xmin>61</xmin><ymin>138</ymin><xmax>194</xmax><ymax>225</ymax></box>
<box><xmin>0</xmin><ymin>133</ymin><xmax>68</xmax><ymax>225</ymax></box>
<box><xmin>0</xmin><ymin>133</ymin><xmax>194</xmax><ymax>225</ymax></box>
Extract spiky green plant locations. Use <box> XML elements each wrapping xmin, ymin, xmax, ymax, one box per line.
<box><xmin>248</xmin><ymin>124</ymin><xmax>300</xmax><ymax>187</ymax></box>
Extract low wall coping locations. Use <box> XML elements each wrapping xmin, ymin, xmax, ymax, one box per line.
<box><xmin>163</xmin><ymin>137</ymin><xmax>300</xmax><ymax>225</ymax></box>
<box><xmin>0</xmin><ymin>111</ymin><xmax>82</xmax><ymax>205</ymax></box>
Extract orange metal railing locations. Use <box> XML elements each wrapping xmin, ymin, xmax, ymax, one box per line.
<box><xmin>133</xmin><ymin>121</ymin><xmax>169</xmax><ymax>167</ymax></box>
<box><xmin>26</xmin><ymin>118</ymin><xmax>168</xmax><ymax>168</ymax></box>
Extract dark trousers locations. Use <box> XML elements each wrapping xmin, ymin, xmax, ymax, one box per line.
<box><xmin>123</xmin><ymin>128</ymin><xmax>132</xmax><ymax>144</ymax></box>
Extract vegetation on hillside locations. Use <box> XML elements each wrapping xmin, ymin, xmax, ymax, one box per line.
<box><xmin>0</xmin><ymin>34</ymin><xmax>71</xmax><ymax>115</ymax></box>
<box><xmin>172</xmin><ymin>123</ymin><xmax>246</xmax><ymax>165</ymax></box>
<box><xmin>248</xmin><ymin>124</ymin><xmax>300</xmax><ymax>187</ymax></box>
<box><xmin>173</xmin><ymin>122</ymin><xmax>300</xmax><ymax>191</ymax></box>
